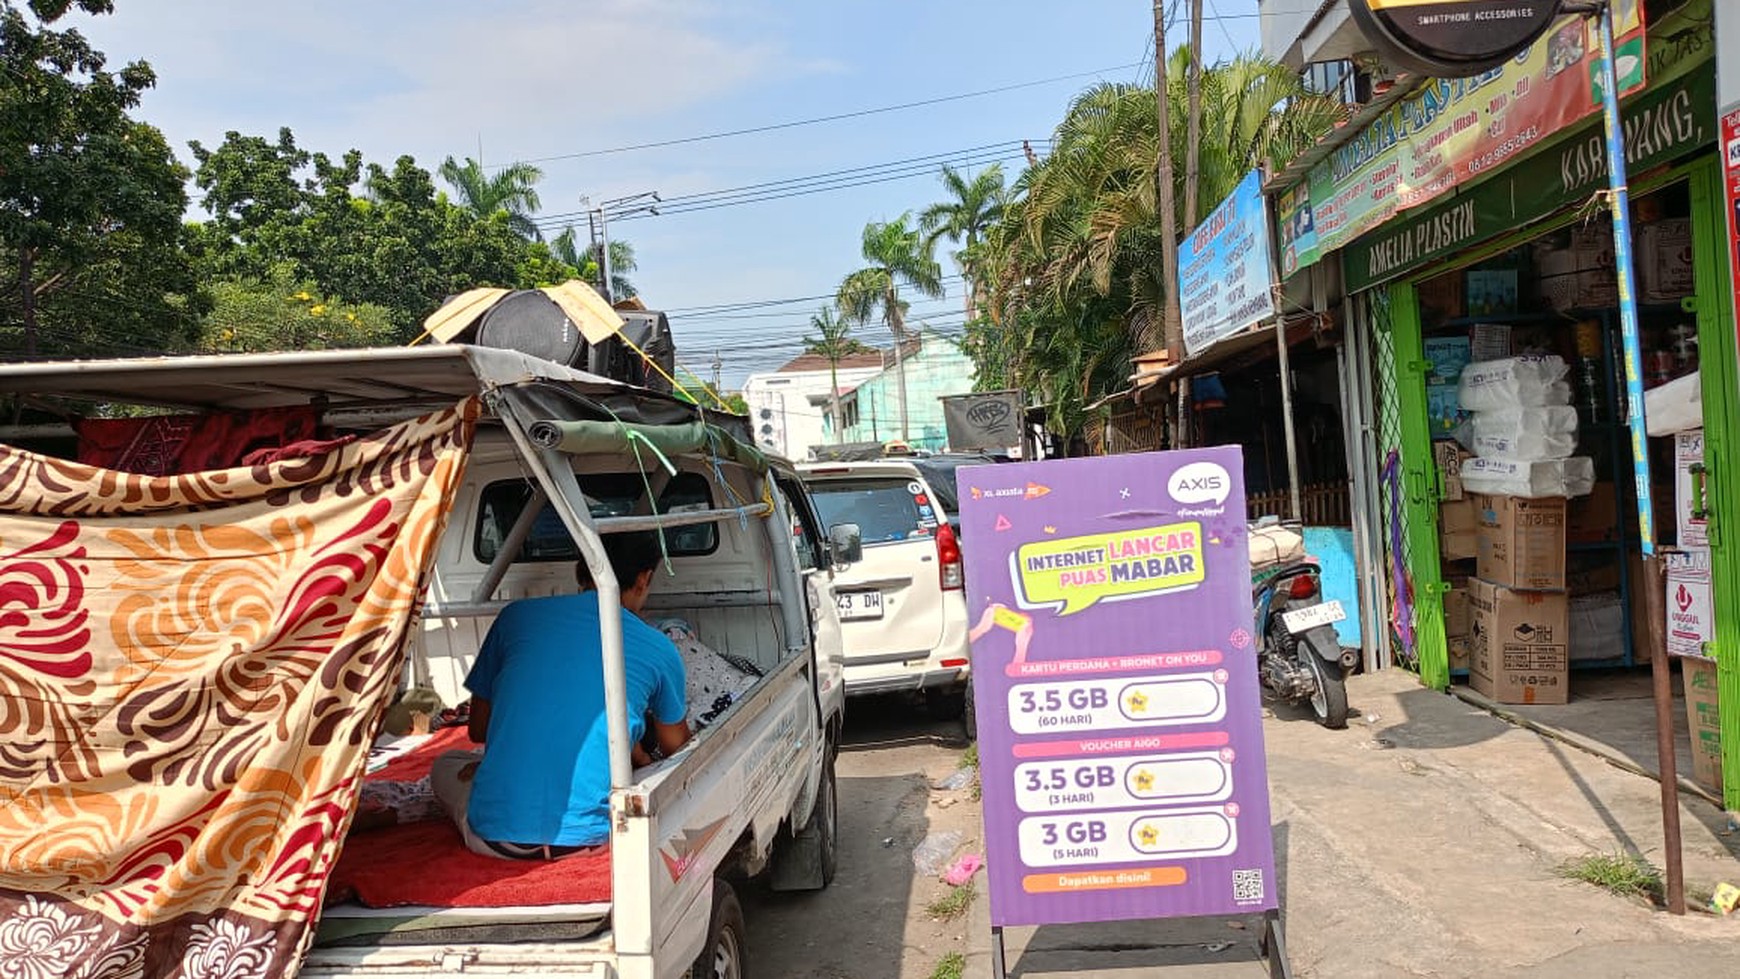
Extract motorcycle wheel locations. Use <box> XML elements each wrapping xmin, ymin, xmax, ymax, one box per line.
<box><xmin>1301</xmin><ymin>641</ymin><xmax>1349</xmax><ymax>729</ymax></box>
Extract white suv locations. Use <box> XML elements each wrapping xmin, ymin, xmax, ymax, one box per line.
<box><xmin>799</xmin><ymin>461</ymin><xmax>973</xmax><ymax>725</ymax></box>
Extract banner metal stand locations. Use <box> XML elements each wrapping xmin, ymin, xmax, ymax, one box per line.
<box><xmin>986</xmin><ymin>908</ymin><xmax>1294</xmax><ymax>977</ymax></box>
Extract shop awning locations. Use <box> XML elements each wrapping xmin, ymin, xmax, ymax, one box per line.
<box><xmin>1126</xmin><ymin>315</ymin><xmax>1324</xmax><ymax>404</ymax></box>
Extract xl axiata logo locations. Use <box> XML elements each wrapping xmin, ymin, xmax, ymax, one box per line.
<box><xmin>1167</xmin><ymin>461</ymin><xmax>1230</xmax><ymax>507</ymax></box>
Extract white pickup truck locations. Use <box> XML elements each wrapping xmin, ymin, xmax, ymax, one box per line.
<box><xmin>0</xmin><ymin>344</ymin><xmax>850</xmax><ymax>979</ymax></box>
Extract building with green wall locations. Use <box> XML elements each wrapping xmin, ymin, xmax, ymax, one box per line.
<box><xmin>827</xmin><ymin>333</ymin><xmax>976</xmax><ymax>451</ymax></box>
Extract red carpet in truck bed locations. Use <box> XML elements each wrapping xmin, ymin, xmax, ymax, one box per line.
<box><xmin>327</xmin><ymin>727</ymin><xmax>612</xmax><ymax>909</ymax></box>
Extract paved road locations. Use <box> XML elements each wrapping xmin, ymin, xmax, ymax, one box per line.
<box><xmin>743</xmin><ymin>694</ymin><xmax>981</xmax><ymax>979</ymax></box>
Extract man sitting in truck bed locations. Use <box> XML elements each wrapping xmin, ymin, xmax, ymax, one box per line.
<box><xmin>430</xmin><ymin>531</ymin><xmax>693</xmax><ymax>859</ymax></box>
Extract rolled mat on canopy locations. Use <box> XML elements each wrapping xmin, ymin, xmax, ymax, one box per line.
<box><xmin>0</xmin><ymin>398</ymin><xmax>478</xmax><ymax>979</ymax></box>
<box><xmin>527</xmin><ymin>417</ymin><xmax>770</xmax><ymax>475</ymax></box>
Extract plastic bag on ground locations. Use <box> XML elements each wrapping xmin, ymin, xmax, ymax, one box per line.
<box><xmin>943</xmin><ymin>853</ymin><xmax>984</xmax><ymax>886</ymax></box>
<box><xmin>1460</xmin><ymin>456</ymin><xmax>1595</xmax><ymax>497</ymax></box>
<box><xmin>912</xmin><ymin>830</ymin><xmax>965</xmax><ymax>877</ymax></box>
<box><xmin>934</xmin><ymin>768</ymin><xmax>976</xmax><ymax>792</ymax></box>
<box><xmin>1458</xmin><ymin>356</ymin><xmax>1572</xmax><ymax>411</ymax></box>
<box><xmin>1469</xmin><ymin>406</ymin><xmax>1579</xmax><ymax>460</ymax></box>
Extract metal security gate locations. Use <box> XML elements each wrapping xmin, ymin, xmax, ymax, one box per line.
<box><xmin>1363</xmin><ymin>285</ymin><xmax>1450</xmax><ymax>689</ymax></box>
<box><xmin>1343</xmin><ymin>302</ymin><xmax>1387</xmax><ymax>672</ymax></box>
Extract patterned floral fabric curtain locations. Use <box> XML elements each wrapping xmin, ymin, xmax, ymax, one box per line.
<box><xmin>0</xmin><ymin>399</ymin><xmax>478</xmax><ymax>979</ymax></box>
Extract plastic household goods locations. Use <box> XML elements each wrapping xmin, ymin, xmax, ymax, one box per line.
<box><xmin>1468</xmin><ymin>406</ymin><xmax>1579</xmax><ymax>461</ymax></box>
<box><xmin>1458</xmin><ymin>356</ymin><xmax>1572</xmax><ymax>411</ymax></box>
<box><xmin>1644</xmin><ymin>369</ymin><xmax>1700</xmax><ymax>436</ymax></box>
<box><xmin>1460</xmin><ymin>455</ymin><xmax>1595</xmax><ymax>498</ymax></box>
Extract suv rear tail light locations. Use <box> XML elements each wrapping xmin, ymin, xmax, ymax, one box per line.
<box><xmin>936</xmin><ymin>522</ymin><xmax>964</xmax><ymax>590</ymax></box>
<box><xmin>1288</xmin><ymin>574</ymin><xmax>1318</xmax><ymax>600</ymax></box>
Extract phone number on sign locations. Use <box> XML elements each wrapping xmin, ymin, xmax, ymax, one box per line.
<box><xmin>1466</xmin><ymin>126</ymin><xmax>1542</xmax><ymax>176</ymax></box>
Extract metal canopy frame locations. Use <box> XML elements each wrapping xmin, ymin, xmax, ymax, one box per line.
<box><xmin>0</xmin><ymin>344</ymin><xmax>742</xmax><ymax>438</ymax></box>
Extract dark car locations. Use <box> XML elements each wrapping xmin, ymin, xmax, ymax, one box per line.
<box><xmin>911</xmin><ymin>453</ymin><xmax>1001</xmax><ymax>537</ymax></box>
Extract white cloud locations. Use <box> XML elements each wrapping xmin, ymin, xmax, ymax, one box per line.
<box><xmin>73</xmin><ymin>0</ymin><xmax>801</xmax><ymax>168</ymax></box>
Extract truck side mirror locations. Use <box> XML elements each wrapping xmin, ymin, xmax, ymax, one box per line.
<box><xmin>827</xmin><ymin>523</ymin><xmax>863</xmax><ymax>567</ymax></box>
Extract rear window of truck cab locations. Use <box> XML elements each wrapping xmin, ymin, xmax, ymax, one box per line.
<box><xmin>474</xmin><ymin>472</ymin><xmax>718</xmax><ymax>564</ymax></box>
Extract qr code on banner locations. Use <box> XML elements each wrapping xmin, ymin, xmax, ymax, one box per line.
<box><xmin>1232</xmin><ymin>869</ymin><xmax>1265</xmax><ymax>903</ymax></box>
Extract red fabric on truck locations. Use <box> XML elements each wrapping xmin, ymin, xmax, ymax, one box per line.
<box><xmin>330</xmin><ymin>723</ymin><xmax>613</xmax><ymax>909</ymax></box>
<box><xmin>326</xmin><ymin>822</ymin><xmax>612</xmax><ymax>909</ymax></box>
<box><xmin>368</xmin><ymin>725</ymin><xmax>472</xmax><ymax>783</ymax></box>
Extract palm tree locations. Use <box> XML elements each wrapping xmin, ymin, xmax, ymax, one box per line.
<box><xmin>966</xmin><ymin>53</ymin><xmax>1342</xmax><ymax>436</ymax></box>
<box><xmin>837</xmin><ymin>214</ymin><xmax>944</xmax><ymax>442</ymax></box>
<box><xmin>919</xmin><ymin>164</ymin><xmax>1007</xmax><ymax>318</ymax></box>
<box><xmin>1018</xmin><ymin>58</ymin><xmax>1343</xmax><ymax>351</ymax></box>
<box><xmin>550</xmin><ymin>226</ymin><xmax>639</xmax><ymax>299</ymax></box>
<box><xmin>439</xmin><ymin>155</ymin><xmax>544</xmax><ymax>239</ymax></box>
<box><xmin>803</xmin><ymin>306</ymin><xmax>873</xmax><ymax>444</ymax></box>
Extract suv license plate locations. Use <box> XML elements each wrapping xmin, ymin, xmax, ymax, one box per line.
<box><xmin>837</xmin><ymin>590</ymin><xmax>884</xmax><ymax>621</ymax></box>
<box><xmin>1281</xmin><ymin>600</ymin><xmax>1345</xmax><ymax>634</ymax></box>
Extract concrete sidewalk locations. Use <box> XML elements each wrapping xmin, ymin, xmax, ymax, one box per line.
<box><xmin>976</xmin><ymin>670</ymin><xmax>1739</xmax><ymax>978</ymax></box>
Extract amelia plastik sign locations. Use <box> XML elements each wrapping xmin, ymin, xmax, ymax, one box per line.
<box><xmin>959</xmin><ymin>447</ymin><xmax>1277</xmax><ymax>927</ymax></box>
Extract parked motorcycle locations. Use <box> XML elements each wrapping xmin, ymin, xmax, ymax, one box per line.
<box><xmin>1250</xmin><ymin>520</ymin><xmax>1355</xmax><ymax>729</ymax></box>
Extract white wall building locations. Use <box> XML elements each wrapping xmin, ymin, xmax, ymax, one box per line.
<box><xmin>741</xmin><ymin>350</ymin><xmax>886</xmax><ymax>460</ymax></box>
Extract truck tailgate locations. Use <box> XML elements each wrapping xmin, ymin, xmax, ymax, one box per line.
<box><xmin>302</xmin><ymin>939</ymin><xmax>615</xmax><ymax>977</ymax></box>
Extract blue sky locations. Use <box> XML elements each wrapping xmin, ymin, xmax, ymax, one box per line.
<box><xmin>73</xmin><ymin>1</ymin><xmax>1260</xmax><ymax>386</ymax></box>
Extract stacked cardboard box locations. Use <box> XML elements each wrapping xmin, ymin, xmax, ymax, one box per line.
<box><xmin>1446</xmin><ymin>356</ymin><xmax>1579</xmax><ymax>703</ymax></box>
<box><xmin>1682</xmin><ymin>656</ymin><xmax>1723</xmax><ymax>795</ymax></box>
<box><xmin>1467</xmin><ymin>495</ymin><xmax>1570</xmax><ymax>703</ymax></box>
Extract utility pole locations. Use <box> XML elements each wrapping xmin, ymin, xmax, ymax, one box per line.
<box><xmin>595</xmin><ymin>206</ymin><xmax>615</xmax><ymax>304</ymax></box>
<box><xmin>1153</xmin><ymin>0</ymin><xmax>1184</xmax><ymax>361</ymax></box>
<box><xmin>587</xmin><ymin>191</ymin><xmax>660</xmax><ymax>303</ymax></box>
<box><xmin>1184</xmin><ymin>0</ymin><xmax>1204</xmax><ymax>229</ymax></box>
<box><xmin>711</xmin><ymin>349</ymin><xmax>723</xmax><ymax>394</ymax></box>
<box><xmin>890</xmin><ymin>293</ymin><xmax>912</xmax><ymax>443</ymax></box>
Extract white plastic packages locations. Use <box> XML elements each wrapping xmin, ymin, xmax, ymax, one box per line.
<box><xmin>1458</xmin><ymin>355</ymin><xmax>1572</xmax><ymax>411</ymax></box>
<box><xmin>1644</xmin><ymin>370</ymin><xmax>1701</xmax><ymax>436</ymax></box>
<box><xmin>1469</xmin><ymin>406</ymin><xmax>1579</xmax><ymax>460</ymax></box>
<box><xmin>1460</xmin><ymin>455</ymin><xmax>1595</xmax><ymax>498</ymax></box>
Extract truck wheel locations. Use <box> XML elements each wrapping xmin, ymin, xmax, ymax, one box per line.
<box><xmin>688</xmin><ymin>879</ymin><xmax>747</xmax><ymax>979</ymax></box>
<box><xmin>814</xmin><ymin>750</ymin><xmax>838</xmax><ymax>886</ymax></box>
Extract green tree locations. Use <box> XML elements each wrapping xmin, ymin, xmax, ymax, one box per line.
<box><xmin>438</xmin><ymin>155</ymin><xmax>544</xmax><ymax>240</ymax></box>
<box><xmin>0</xmin><ymin>0</ymin><xmax>203</xmax><ymax>357</ymax></box>
<box><xmin>837</xmin><ymin>214</ymin><xmax>942</xmax><ymax>443</ymax></box>
<box><xmin>919</xmin><ymin>164</ymin><xmax>1006</xmax><ymax>318</ymax></box>
<box><xmin>200</xmin><ymin>265</ymin><xmax>396</xmax><ymax>352</ymax></box>
<box><xmin>551</xmin><ymin>226</ymin><xmax>639</xmax><ymax>299</ymax></box>
<box><xmin>187</xmin><ymin>130</ymin><xmax>573</xmax><ymax>338</ymax></box>
<box><xmin>802</xmin><ymin>306</ymin><xmax>874</xmax><ymax>444</ymax></box>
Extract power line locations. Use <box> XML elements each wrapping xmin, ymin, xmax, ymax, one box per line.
<box><xmin>676</xmin><ymin>295</ymin><xmax>964</xmax><ymax>325</ymax></box>
<box><xmin>603</xmin><ymin>151</ymin><xmax>1037</xmax><ymax>224</ymax></box>
<box><xmin>660</xmin><ymin>273</ymin><xmax>972</xmax><ymax>316</ymax></box>
<box><xmin>1204</xmin><ymin>0</ymin><xmax>1241</xmax><ymax>50</ymax></box>
<box><xmin>540</xmin><ymin>142</ymin><xmax>1036</xmax><ymax>224</ymax></box>
<box><xmin>510</xmin><ymin>63</ymin><xmax>1142</xmax><ymax>166</ymax></box>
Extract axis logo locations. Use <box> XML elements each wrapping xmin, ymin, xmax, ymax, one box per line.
<box><xmin>1168</xmin><ymin>462</ymin><xmax>1231</xmax><ymax>509</ymax></box>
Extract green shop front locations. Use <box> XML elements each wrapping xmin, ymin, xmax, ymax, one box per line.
<box><xmin>1273</xmin><ymin>3</ymin><xmax>1738</xmax><ymax>812</ymax></box>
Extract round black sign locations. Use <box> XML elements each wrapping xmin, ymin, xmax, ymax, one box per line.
<box><xmin>1349</xmin><ymin>0</ymin><xmax>1562</xmax><ymax>77</ymax></box>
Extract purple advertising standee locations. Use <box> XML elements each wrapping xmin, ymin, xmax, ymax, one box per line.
<box><xmin>959</xmin><ymin>448</ymin><xmax>1276</xmax><ymax>927</ymax></box>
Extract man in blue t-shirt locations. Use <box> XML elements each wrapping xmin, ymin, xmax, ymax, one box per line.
<box><xmin>430</xmin><ymin>531</ymin><xmax>691</xmax><ymax>859</ymax></box>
